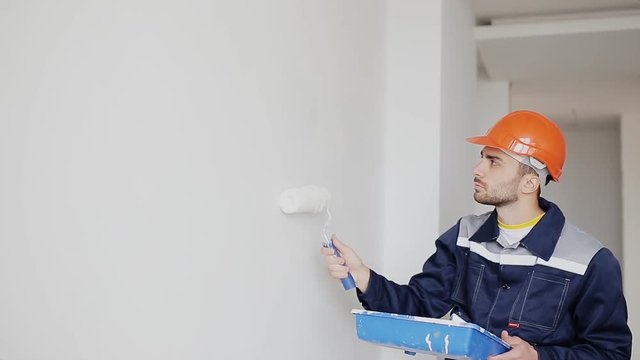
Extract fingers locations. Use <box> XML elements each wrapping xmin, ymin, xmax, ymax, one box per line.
<box><xmin>319</xmin><ymin>234</ymin><xmax>363</xmax><ymax>280</ymax></box>
<box><xmin>321</xmin><ymin>244</ymin><xmax>349</xmax><ymax>279</ymax></box>
<box><xmin>323</xmin><ymin>253</ymin><xmax>345</xmax><ymax>265</ymax></box>
<box><xmin>501</xmin><ymin>331</ymin><xmax>524</xmax><ymax>346</ymax></box>
<box><xmin>487</xmin><ymin>348</ymin><xmax>516</xmax><ymax>360</ymax></box>
<box><xmin>327</xmin><ymin>257</ymin><xmax>350</xmax><ymax>279</ymax></box>
<box><xmin>487</xmin><ymin>332</ymin><xmax>537</xmax><ymax>360</ymax></box>
<box><xmin>319</xmin><ymin>234</ymin><xmax>370</xmax><ymax>291</ymax></box>
<box><xmin>319</xmin><ymin>235</ymin><xmax>353</xmax><ymax>260</ymax></box>
<box><xmin>328</xmin><ymin>264</ymin><xmax>350</xmax><ymax>279</ymax></box>
<box><xmin>487</xmin><ymin>332</ymin><xmax>515</xmax><ymax>359</ymax></box>
<box><xmin>320</xmin><ymin>247</ymin><xmax>335</xmax><ymax>256</ymax></box>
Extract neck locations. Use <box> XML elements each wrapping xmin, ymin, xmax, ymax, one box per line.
<box><xmin>496</xmin><ymin>197</ymin><xmax>544</xmax><ymax>225</ymax></box>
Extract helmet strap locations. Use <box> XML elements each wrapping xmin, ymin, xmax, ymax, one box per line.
<box><xmin>501</xmin><ymin>150</ymin><xmax>550</xmax><ymax>185</ymax></box>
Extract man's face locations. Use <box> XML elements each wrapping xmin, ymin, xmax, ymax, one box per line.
<box><xmin>473</xmin><ymin>147</ymin><xmax>523</xmax><ymax>207</ymax></box>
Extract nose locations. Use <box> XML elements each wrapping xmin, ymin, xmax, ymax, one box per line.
<box><xmin>473</xmin><ymin>159</ymin><xmax>485</xmax><ymax>178</ymax></box>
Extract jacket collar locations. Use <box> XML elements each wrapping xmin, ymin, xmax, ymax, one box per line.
<box><xmin>469</xmin><ymin>197</ymin><xmax>565</xmax><ymax>261</ymax></box>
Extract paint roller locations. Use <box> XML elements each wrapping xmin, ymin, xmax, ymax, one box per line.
<box><xmin>278</xmin><ymin>185</ymin><xmax>356</xmax><ymax>290</ymax></box>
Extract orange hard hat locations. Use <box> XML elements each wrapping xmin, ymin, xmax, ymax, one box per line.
<box><xmin>466</xmin><ymin>110</ymin><xmax>566</xmax><ymax>181</ymax></box>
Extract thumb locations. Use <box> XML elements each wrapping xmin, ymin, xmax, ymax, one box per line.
<box><xmin>501</xmin><ymin>330</ymin><xmax>511</xmax><ymax>342</ymax></box>
<box><xmin>331</xmin><ymin>235</ymin><xmax>359</xmax><ymax>263</ymax></box>
<box><xmin>331</xmin><ymin>235</ymin><xmax>350</xmax><ymax>252</ymax></box>
<box><xmin>500</xmin><ymin>330</ymin><xmax>521</xmax><ymax>346</ymax></box>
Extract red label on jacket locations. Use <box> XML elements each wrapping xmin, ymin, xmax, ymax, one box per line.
<box><xmin>508</xmin><ymin>322</ymin><xmax>520</xmax><ymax>329</ymax></box>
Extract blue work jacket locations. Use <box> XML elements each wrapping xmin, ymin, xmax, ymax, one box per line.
<box><xmin>358</xmin><ymin>198</ymin><xmax>632</xmax><ymax>359</ymax></box>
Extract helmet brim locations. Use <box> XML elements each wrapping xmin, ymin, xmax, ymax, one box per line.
<box><xmin>465</xmin><ymin>135</ymin><xmax>501</xmax><ymax>149</ymax></box>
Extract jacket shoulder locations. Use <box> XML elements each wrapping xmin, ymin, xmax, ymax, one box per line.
<box><xmin>553</xmin><ymin>221</ymin><xmax>604</xmax><ymax>267</ymax></box>
<box><xmin>457</xmin><ymin>212</ymin><xmax>492</xmax><ymax>239</ymax></box>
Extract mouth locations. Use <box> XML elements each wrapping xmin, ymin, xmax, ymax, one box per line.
<box><xmin>474</xmin><ymin>179</ymin><xmax>485</xmax><ymax>190</ymax></box>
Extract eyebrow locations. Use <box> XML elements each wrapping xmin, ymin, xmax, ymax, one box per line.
<box><xmin>481</xmin><ymin>151</ymin><xmax>504</xmax><ymax>163</ymax></box>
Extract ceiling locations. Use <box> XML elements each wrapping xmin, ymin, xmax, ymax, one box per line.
<box><xmin>472</xmin><ymin>0</ymin><xmax>640</xmax><ymax>24</ymax></box>
<box><xmin>472</xmin><ymin>0</ymin><xmax>640</xmax><ymax>125</ymax></box>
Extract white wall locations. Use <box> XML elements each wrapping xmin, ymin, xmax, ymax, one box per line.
<box><xmin>381</xmin><ymin>2</ymin><xmax>443</xmax><ymax>359</ymax></box>
<box><xmin>438</xmin><ymin>0</ymin><xmax>478</xmax><ymax>232</ymax></box>
<box><xmin>543</xmin><ymin>125</ymin><xmax>623</xmax><ymax>260</ymax></box>
<box><xmin>621</xmin><ymin>113</ymin><xmax>640</xmax><ymax>359</ymax></box>
<box><xmin>381</xmin><ymin>0</ymin><xmax>442</xmax><ymax>285</ymax></box>
<box><xmin>0</xmin><ymin>1</ymin><xmax>385</xmax><ymax>359</ymax></box>
<box><xmin>0</xmin><ymin>1</ymin><xmax>484</xmax><ymax>359</ymax></box>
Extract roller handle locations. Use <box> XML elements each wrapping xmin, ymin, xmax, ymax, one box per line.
<box><xmin>324</xmin><ymin>240</ymin><xmax>356</xmax><ymax>291</ymax></box>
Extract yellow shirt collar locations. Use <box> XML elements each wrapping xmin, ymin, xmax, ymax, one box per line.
<box><xmin>498</xmin><ymin>212</ymin><xmax>545</xmax><ymax>230</ymax></box>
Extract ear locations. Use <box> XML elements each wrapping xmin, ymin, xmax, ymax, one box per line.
<box><xmin>521</xmin><ymin>174</ymin><xmax>541</xmax><ymax>195</ymax></box>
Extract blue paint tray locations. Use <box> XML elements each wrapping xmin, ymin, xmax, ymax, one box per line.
<box><xmin>352</xmin><ymin>310</ymin><xmax>510</xmax><ymax>359</ymax></box>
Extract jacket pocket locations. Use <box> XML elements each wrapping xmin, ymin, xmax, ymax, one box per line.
<box><xmin>452</xmin><ymin>263</ymin><xmax>485</xmax><ymax>306</ymax></box>
<box><xmin>509</xmin><ymin>270</ymin><xmax>570</xmax><ymax>330</ymax></box>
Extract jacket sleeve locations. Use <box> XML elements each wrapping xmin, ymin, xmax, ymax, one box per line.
<box><xmin>536</xmin><ymin>248</ymin><xmax>632</xmax><ymax>360</ymax></box>
<box><xmin>356</xmin><ymin>222</ymin><xmax>462</xmax><ymax>318</ymax></box>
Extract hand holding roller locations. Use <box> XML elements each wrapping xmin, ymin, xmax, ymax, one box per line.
<box><xmin>278</xmin><ymin>185</ymin><xmax>356</xmax><ymax>290</ymax></box>
<box><xmin>320</xmin><ymin>210</ymin><xmax>356</xmax><ymax>290</ymax></box>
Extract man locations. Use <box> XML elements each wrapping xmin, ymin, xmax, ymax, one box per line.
<box><xmin>322</xmin><ymin>110</ymin><xmax>632</xmax><ymax>359</ymax></box>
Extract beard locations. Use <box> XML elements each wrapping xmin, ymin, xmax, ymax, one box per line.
<box><xmin>474</xmin><ymin>174</ymin><xmax>520</xmax><ymax>207</ymax></box>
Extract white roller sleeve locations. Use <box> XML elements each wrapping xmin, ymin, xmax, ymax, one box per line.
<box><xmin>278</xmin><ymin>185</ymin><xmax>331</xmax><ymax>214</ymax></box>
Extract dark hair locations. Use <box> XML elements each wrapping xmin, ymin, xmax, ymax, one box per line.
<box><xmin>518</xmin><ymin>163</ymin><xmax>541</xmax><ymax>197</ymax></box>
